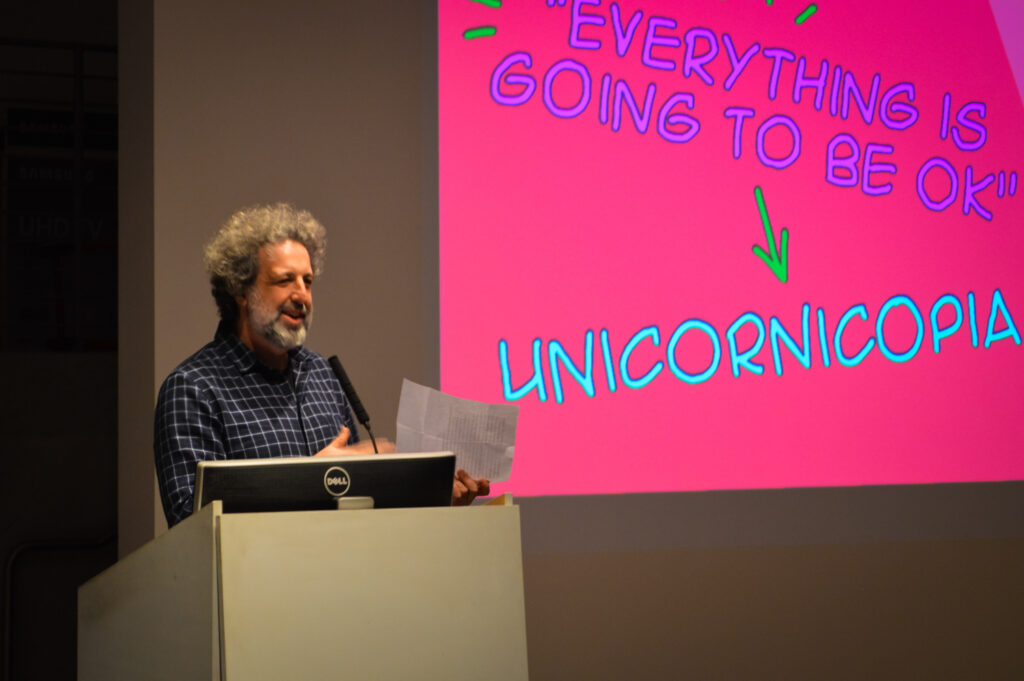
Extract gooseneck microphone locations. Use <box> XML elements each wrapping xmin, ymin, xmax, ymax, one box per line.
<box><xmin>328</xmin><ymin>355</ymin><xmax>378</xmax><ymax>453</ymax></box>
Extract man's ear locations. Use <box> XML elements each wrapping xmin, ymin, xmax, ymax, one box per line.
<box><xmin>235</xmin><ymin>295</ymin><xmax>247</xmax><ymax>313</ymax></box>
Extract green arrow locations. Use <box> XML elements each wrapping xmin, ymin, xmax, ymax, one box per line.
<box><xmin>751</xmin><ymin>185</ymin><xmax>789</xmax><ymax>283</ymax></box>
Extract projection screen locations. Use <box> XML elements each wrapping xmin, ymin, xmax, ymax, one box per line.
<box><xmin>438</xmin><ymin>0</ymin><xmax>1024</xmax><ymax>497</ymax></box>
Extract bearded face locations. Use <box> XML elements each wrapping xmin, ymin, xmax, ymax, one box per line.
<box><xmin>245</xmin><ymin>284</ymin><xmax>312</xmax><ymax>350</ymax></box>
<box><xmin>233</xmin><ymin>239</ymin><xmax>315</xmax><ymax>365</ymax></box>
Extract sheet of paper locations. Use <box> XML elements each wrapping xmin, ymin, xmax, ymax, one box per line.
<box><xmin>395</xmin><ymin>378</ymin><xmax>517</xmax><ymax>482</ymax></box>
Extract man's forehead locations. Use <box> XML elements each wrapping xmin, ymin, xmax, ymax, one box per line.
<box><xmin>259</xmin><ymin>239</ymin><xmax>312</xmax><ymax>272</ymax></box>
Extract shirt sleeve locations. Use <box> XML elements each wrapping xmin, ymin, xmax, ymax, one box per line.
<box><xmin>154</xmin><ymin>370</ymin><xmax>225</xmax><ymax>527</ymax></box>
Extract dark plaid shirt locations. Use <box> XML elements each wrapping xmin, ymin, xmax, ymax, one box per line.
<box><xmin>154</xmin><ymin>323</ymin><xmax>358</xmax><ymax>526</ymax></box>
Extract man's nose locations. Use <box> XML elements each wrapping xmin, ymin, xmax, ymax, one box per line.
<box><xmin>291</xmin><ymin>281</ymin><xmax>311</xmax><ymax>304</ymax></box>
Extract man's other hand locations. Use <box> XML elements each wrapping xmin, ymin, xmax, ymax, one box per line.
<box><xmin>314</xmin><ymin>426</ymin><xmax>353</xmax><ymax>457</ymax></box>
<box><xmin>452</xmin><ymin>469</ymin><xmax>490</xmax><ymax>506</ymax></box>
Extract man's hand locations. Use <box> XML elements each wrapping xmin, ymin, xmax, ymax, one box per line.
<box><xmin>452</xmin><ymin>469</ymin><xmax>490</xmax><ymax>506</ymax></box>
<box><xmin>314</xmin><ymin>426</ymin><xmax>353</xmax><ymax>457</ymax></box>
<box><xmin>314</xmin><ymin>426</ymin><xmax>395</xmax><ymax>457</ymax></box>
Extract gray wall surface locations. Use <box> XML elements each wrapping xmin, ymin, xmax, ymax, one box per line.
<box><xmin>119</xmin><ymin>2</ymin><xmax>1024</xmax><ymax>679</ymax></box>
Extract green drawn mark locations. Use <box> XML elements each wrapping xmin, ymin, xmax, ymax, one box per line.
<box><xmin>463</xmin><ymin>26</ymin><xmax>497</xmax><ymax>39</ymax></box>
<box><xmin>757</xmin><ymin>0</ymin><xmax>818</xmax><ymax>24</ymax></box>
<box><xmin>752</xmin><ymin>186</ymin><xmax>790</xmax><ymax>284</ymax></box>
<box><xmin>462</xmin><ymin>0</ymin><xmax>500</xmax><ymax>39</ymax></box>
<box><xmin>795</xmin><ymin>4</ymin><xmax>818</xmax><ymax>24</ymax></box>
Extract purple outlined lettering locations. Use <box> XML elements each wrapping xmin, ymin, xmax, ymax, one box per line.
<box><xmin>610</xmin><ymin>3</ymin><xmax>643</xmax><ymax>57</ymax></box>
<box><xmin>683</xmin><ymin>27</ymin><xmax>718</xmax><ymax>86</ymax></box>
<box><xmin>793</xmin><ymin>57</ymin><xmax>828</xmax><ymax>111</ymax></box>
<box><xmin>490</xmin><ymin>53</ymin><xmax>536</xmax><ymax>106</ymax></box>
<box><xmin>879</xmin><ymin>83</ymin><xmax>918</xmax><ymax>131</ymax></box>
<box><xmin>569</xmin><ymin>0</ymin><xmax>605</xmax><ymax>50</ymax></box>
<box><xmin>952</xmin><ymin>102</ymin><xmax>987</xmax><ymax>151</ymax></box>
<box><xmin>841</xmin><ymin>71</ymin><xmax>881</xmax><ymax>125</ymax></box>
<box><xmin>826</xmin><ymin>133</ymin><xmax>860</xmax><ymax>188</ymax></box>
<box><xmin>612</xmin><ymin>79</ymin><xmax>656</xmax><ymax>133</ymax></box>
<box><xmin>543</xmin><ymin>59</ymin><xmax>592</xmax><ymax>118</ymax></box>
<box><xmin>599</xmin><ymin>73</ymin><xmax>612</xmax><ymax>124</ymax></box>
<box><xmin>916</xmin><ymin>157</ymin><xmax>958</xmax><ymax>211</ymax></box>
<box><xmin>962</xmin><ymin>165</ymin><xmax>994</xmax><ymax>220</ymax></box>
<box><xmin>724</xmin><ymin>107</ymin><xmax>756</xmax><ymax>159</ymax></box>
<box><xmin>657</xmin><ymin>92</ymin><xmax>699</xmax><ymax>143</ymax></box>
<box><xmin>763</xmin><ymin>47</ymin><xmax>796</xmax><ymax>101</ymax></box>
<box><xmin>722</xmin><ymin>33</ymin><xmax>760</xmax><ymax>91</ymax></box>
<box><xmin>862</xmin><ymin>143</ymin><xmax>896</xmax><ymax>196</ymax></box>
<box><xmin>642</xmin><ymin>16</ymin><xmax>680</xmax><ymax>70</ymax></box>
<box><xmin>756</xmin><ymin>114</ymin><xmax>801</xmax><ymax>170</ymax></box>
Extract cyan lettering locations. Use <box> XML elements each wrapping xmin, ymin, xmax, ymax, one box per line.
<box><xmin>667</xmin><ymin>319</ymin><xmax>721</xmax><ymax>384</ymax></box>
<box><xmin>876</xmin><ymin>295</ymin><xmax>924</xmax><ymax>363</ymax></box>
<box><xmin>619</xmin><ymin>326</ymin><xmax>664</xmax><ymax>389</ymax></box>
<box><xmin>548</xmin><ymin>331</ymin><xmax>596</xmax><ymax>404</ymax></box>
<box><xmin>499</xmin><ymin>338</ymin><xmax>548</xmax><ymax>402</ymax></box>
<box><xmin>769</xmin><ymin>303</ymin><xmax>812</xmax><ymax>376</ymax></box>
<box><xmin>834</xmin><ymin>304</ymin><xmax>874</xmax><ymax>367</ymax></box>
<box><xmin>984</xmin><ymin>288</ymin><xmax>1021</xmax><ymax>348</ymax></box>
<box><xmin>727</xmin><ymin>312</ymin><xmax>766</xmax><ymax>377</ymax></box>
<box><xmin>930</xmin><ymin>294</ymin><xmax>963</xmax><ymax>353</ymax></box>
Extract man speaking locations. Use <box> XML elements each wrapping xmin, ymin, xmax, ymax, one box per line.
<box><xmin>154</xmin><ymin>203</ymin><xmax>487</xmax><ymax>526</ymax></box>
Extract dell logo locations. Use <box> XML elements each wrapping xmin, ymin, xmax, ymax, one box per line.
<box><xmin>323</xmin><ymin>466</ymin><xmax>351</xmax><ymax>497</ymax></box>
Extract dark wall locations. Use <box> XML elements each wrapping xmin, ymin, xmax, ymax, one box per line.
<box><xmin>0</xmin><ymin>354</ymin><xmax>117</xmax><ymax>679</ymax></box>
<box><xmin>0</xmin><ymin>1</ymin><xmax>118</xmax><ymax>678</ymax></box>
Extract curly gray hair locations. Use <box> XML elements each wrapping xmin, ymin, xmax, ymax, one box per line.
<box><xmin>204</xmin><ymin>203</ymin><xmax>327</xmax><ymax>324</ymax></box>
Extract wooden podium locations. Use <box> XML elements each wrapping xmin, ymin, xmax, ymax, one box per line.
<box><xmin>78</xmin><ymin>498</ymin><xmax>529</xmax><ymax>680</ymax></box>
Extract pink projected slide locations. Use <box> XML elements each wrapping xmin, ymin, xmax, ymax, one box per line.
<box><xmin>439</xmin><ymin>0</ymin><xmax>1024</xmax><ymax>496</ymax></box>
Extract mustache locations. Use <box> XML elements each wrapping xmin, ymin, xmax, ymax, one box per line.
<box><xmin>280</xmin><ymin>302</ymin><xmax>309</xmax><ymax>316</ymax></box>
